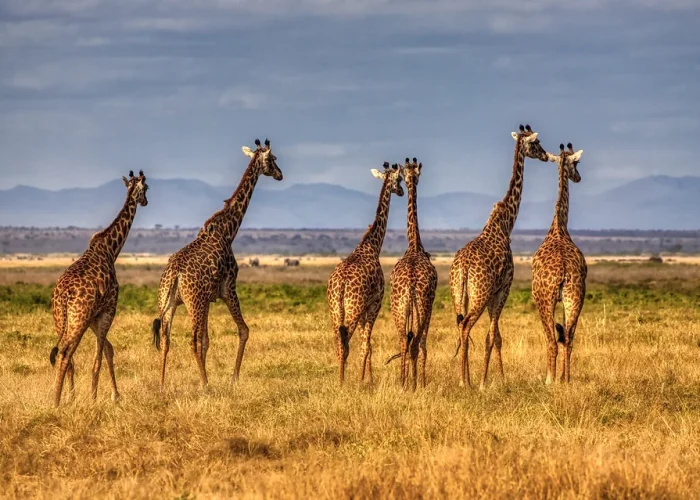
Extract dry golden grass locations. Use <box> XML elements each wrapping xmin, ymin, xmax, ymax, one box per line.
<box><xmin>1</xmin><ymin>261</ymin><xmax>699</xmax><ymax>498</ymax></box>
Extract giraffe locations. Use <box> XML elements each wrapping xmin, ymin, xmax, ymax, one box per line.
<box><xmin>449</xmin><ymin>124</ymin><xmax>549</xmax><ymax>389</ymax></box>
<box><xmin>532</xmin><ymin>143</ymin><xmax>586</xmax><ymax>384</ymax></box>
<box><xmin>152</xmin><ymin>139</ymin><xmax>282</xmax><ymax>389</ymax></box>
<box><xmin>327</xmin><ymin>162</ymin><xmax>404</xmax><ymax>384</ymax></box>
<box><xmin>49</xmin><ymin>170</ymin><xmax>149</xmax><ymax>406</ymax></box>
<box><xmin>386</xmin><ymin>158</ymin><xmax>437</xmax><ymax>390</ymax></box>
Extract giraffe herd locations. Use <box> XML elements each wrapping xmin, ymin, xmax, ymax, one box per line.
<box><xmin>48</xmin><ymin>126</ymin><xmax>586</xmax><ymax>405</ymax></box>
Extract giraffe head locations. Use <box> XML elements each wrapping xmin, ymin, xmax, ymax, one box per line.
<box><xmin>121</xmin><ymin>170</ymin><xmax>149</xmax><ymax>206</ymax></box>
<box><xmin>371</xmin><ymin>161</ymin><xmax>404</xmax><ymax>197</ymax></box>
<box><xmin>547</xmin><ymin>143</ymin><xmax>583</xmax><ymax>183</ymax></box>
<box><xmin>399</xmin><ymin>157</ymin><xmax>422</xmax><ymax>188</ymax></box>
<box><xmin>511</xmin><ymin>124</ymin><xmax>548</xmax><ymax>162</ymax></box>
<box><xmin>242</xmin><ymin>138</ymin><xmax>283</xmax><ymax>181</ymax></box>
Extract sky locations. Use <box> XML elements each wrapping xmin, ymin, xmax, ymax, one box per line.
<box><xmin>0</xmin><ymin>0</ymin><xmax>698</xmax><ymax>201</ymax></box>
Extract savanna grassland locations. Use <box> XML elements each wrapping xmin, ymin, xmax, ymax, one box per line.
<box><xmin>1</xmin><ymin>259</ymin><xmax>700</xmax><ymax>499</ymax></box>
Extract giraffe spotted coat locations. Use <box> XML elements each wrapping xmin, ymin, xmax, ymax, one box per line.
<box><xmin>327</xmin><ymin>163</ymin><xmax>404</xmax><ymax>384</ymax></box>
<box><xmin>532</xmin><ymin>143</ymin><xmax>586</xmax><ymax>384</ymax></box>
<box><xmin>152</xmin><ymin>140</ymin><xmax>282</xmax><ymax>388</ymax></box>
<box><xmin>50</xmin><ymin>171</ymin><xmax>149</xmax><ymax>406</ymax></box>
<box><xmin>449</xmin><ymin>125</ymin><xmax>549</xmax><ymax>389</ymax></box>
<box><xmin>388</xmin><ymin>158</ymin><xmax>437</xmax><ymax>390</ymax></box>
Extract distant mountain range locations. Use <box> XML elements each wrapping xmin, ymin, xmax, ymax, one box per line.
<box><xmin>1</xmin><ymin>175</ymin><xmax>698</xmax><ymax>230</ymax></box>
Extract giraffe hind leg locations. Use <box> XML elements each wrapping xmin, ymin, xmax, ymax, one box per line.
<box><xmin>561</xmin><ymin>283</ymin><xmax>584</xmax><ymax>383</ymax></box>
<box><xmin>459</xmin><ymin>302</ymin><xmax>488</xmax><ymax>388</ymax></box>
<box><xmin>90</xmin><ymin>303</ymin><xmax>116</xmax><ymax>401</ymax></box>
<box><xmin>187</xmin><ymin>302</ymin><xmax>211</xmax><ymax>388</ymax></box>
<box><xmin>53</xmin><ymin>318</ymin><xmax>89</xmax><ymax>407</ymax></box>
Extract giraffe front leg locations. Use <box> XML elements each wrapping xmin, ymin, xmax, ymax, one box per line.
<box><xmin>360</xmin><ymin>300</ymin><xmax>382</xmax><ymax>385</ymax></box>
<box><xmin>459</xmin><ymin>294</ymin><xmax>488</xmax><ymax>389</ymax></box>
<box><xmin>222</xmin><ymin>280</ymin><xmax>249</xmax><ymax>383</ymax></box>
<box><xmin>104</xmin><ymin>340</ymin><xmax>119</xmax><ymax>401</ymax></box>
<box><xmin>91</xmin><ymin>336</ymin><xmax>106</xmax><ymax>400</ymax></box>
<box><xmin>66</xmin><ymin>359</ymin><xmax>75</xmax><ymax>400</ymax></box>
<box><xmin>359</xmin><ymin>322</ymin><xmax>374</xmax><ymax>385</ymax></box>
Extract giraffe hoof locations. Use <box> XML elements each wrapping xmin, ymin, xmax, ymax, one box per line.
<box><xmin>111</xmin><ymin>392</ymin><xmax>121</xmax><ymax>402</ymax></box>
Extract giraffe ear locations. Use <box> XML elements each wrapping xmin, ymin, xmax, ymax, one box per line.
<box><xmin>122</xmin><ymin>176</ymin><xmax>129</xmax><ymax>187</ymax></box>
<box><xmin>371</xmin><ymin>169</ymin><xmax>385</xmax><ymax>180</ymax></box>
<box><xmin>570</xmin><ymin>150</ymin><xmax>583</xmax><ymax>162</ymax></box>
<box><xmin>511</xmin><ymin>132</ymin><xmax>519</xmax><ymax>140</ymax></box>
<box><xmin>242</xmin><ymin>146</ymin><xmax>255</xmax><ymax>158</ymax></box>
<box><xmin>546</xmin><ymin>153</ymin><xmax>560</xmax><ymax>163</ymax></box>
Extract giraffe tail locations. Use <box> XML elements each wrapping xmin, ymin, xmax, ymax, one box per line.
<box><xmin>554</xmin><ymin>300</ymin><xmax>566</xmax><ymax>345</ymax></box>
<box><xmin>386</xmin><ymin>293</ymin><xmax>416</xmax><ymax>364</ymax></box>
<box><xmin>338</xmin><ymin>326</ymin><xmax>349</xmax><ymax>353</ymax></box>
<box><xmin>50</xmin><ymin>346</ymin><xmax>59</xmax><ymax>366</ymax></box>
<box><xmin>555</xmin><ymin>324</ymin><xmax>565</xmax><ymax>343</ymax></box>
<box><xmin>152</xmin><ymin>318</ymin><xmax>162</xmax><ymax>350</ymax></box>
<box><xmin>50</xmin><ymin>294</ymin><xmax>68</xmax><ymax>366</ymax></box>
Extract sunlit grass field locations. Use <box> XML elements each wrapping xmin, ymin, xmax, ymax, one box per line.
<box><xmin>1</xmin><ymin>260</ymin><xmax>699</xmax><ymax>498</ymax></box>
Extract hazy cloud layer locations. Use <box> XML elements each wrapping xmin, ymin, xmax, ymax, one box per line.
<box><xmin>0</xmin><ymin>0</ymin><xmax>698</xmax><ymax>202</ymax></box>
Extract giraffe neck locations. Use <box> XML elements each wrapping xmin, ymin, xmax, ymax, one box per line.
<box><xmin>406</xmin><ymin>178</ymin><xmax>423</xmax><ymax>252</ymax></box>
<box><xmin>358</xmin><ymin>176</ymin><xmax>393</xmax><ymax>256</ymax></box>
<box><xmin>549</xmin><ymin>166</ymin><xmax>570</xmax><ymax>236</ymax></box>
<box><xmin>496</xmin><ymin>137</ymin><xmax>526</xmax><ymax>236</ymax></box>
<box><xmin>205</xmin><ymin>158</ymin><xmax>262</xmax><ymax>246</ymax></box>
<box><xmin>90</xmin><ymin>192</ymin><xmax>138</xmax><ymax>261</ymax></box>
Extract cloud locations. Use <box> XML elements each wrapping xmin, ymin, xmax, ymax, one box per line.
<box><xmin>0</xmin><ymin>20</ymin><xmax>77</xmax><ymax>47</ymax></box>
<box><xmin>492</xmin><ymin>55</ymin><xmax>512</xmax><ymax>70</ymax></box>
<box><xmin>218</xmin><ymin>87</ymin><xmax>267</xmax><ymax>110</ymax></box>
